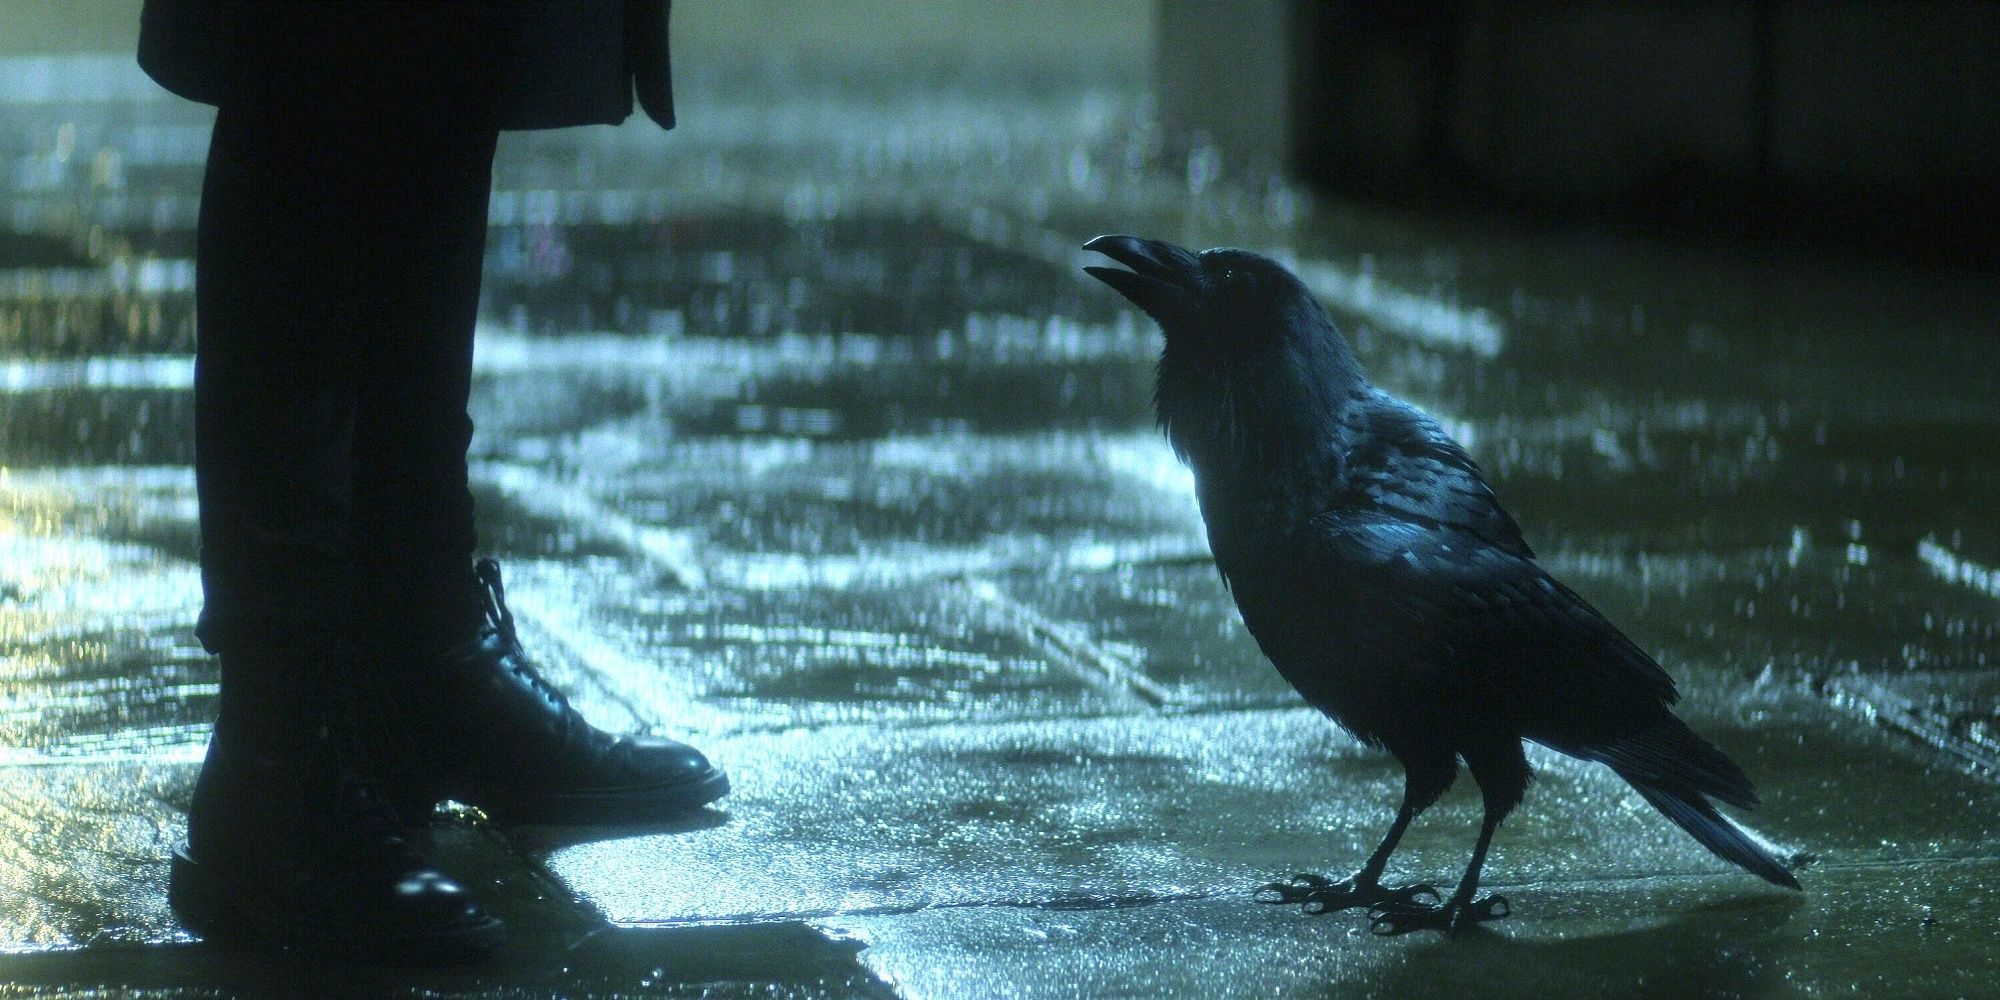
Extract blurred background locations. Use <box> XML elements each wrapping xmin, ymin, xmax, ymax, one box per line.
<box><xmin>1</xmin><ymin>2</ymin><xmax>1997</xmax><ymax>998</ymax></box>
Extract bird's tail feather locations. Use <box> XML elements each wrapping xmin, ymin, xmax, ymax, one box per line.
<box><xmin>1589</xmin><ymin>717</ymin><xmax>1758</xmax><ymax>810</ymax></box>
<box><xmin>1585</xmin><ymin>717</ymin><xmax>1799</xmax><ymax>889</ymax></box>
<box><xmin>1624</xmin><ymin>779</ymin><xmax>1801</xmax><ymax>889</ymax></box>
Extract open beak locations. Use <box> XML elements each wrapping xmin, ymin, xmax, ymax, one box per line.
<box><xmin>1083</xmin><ymin>234</ymin><xmax>1201</xmax><ymax>324</ymax></box>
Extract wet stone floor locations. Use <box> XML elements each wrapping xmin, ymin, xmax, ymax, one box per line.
<box><xmin>3</xmin><ymin>50</ymin><xmax>2000</xmax><ymax>1000</ymax></box>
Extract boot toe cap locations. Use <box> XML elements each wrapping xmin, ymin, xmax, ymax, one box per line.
<box><xmin>618</xmin><ymin>735</ymin><xmax>720</xmax><ymax>785</ymax></box>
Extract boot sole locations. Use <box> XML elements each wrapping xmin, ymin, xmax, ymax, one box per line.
<box><xmin>462</xmin><ymin>766</ymin><xmax>732</xmax><ymax>826</ymax></box>
<box><xmin>169</xmin><ymin>847</ymin><xmax>505</xmax><ymax>962</ymax></box>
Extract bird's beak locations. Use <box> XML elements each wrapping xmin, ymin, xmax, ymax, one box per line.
<box><xmin>1083</xmin><ymin>234</ymin><xmax>1200</xmax><ymax>324</ymax></box>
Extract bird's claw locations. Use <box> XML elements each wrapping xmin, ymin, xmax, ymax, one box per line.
<box><xmin>1377</xmin><ymin>883</ymin><xmax>1442</xmax><ymax>908</ymax></box>
<box><xmin>1254</xmin><ymin>873</ymin><xmax>1334</xmax><ymax>905</ymax></box>
<box><xmin>1368</xmin><ymin>892</ymin><xmax>1510</xmax><ymax>936</ymax></box>
<box><xmin>1467</xmin><ymin>894</ymin><xmax>1510</xmax><ymax>921</ymax></box>
<box><xmin>1255</xmin><ymin>874</ymin><xmax>1438</xmax><ymax>916</ymax></box>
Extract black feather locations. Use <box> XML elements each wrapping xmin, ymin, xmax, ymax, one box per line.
<box><xmin>1084</xmin><ymin>235</ymin><xmax>1801</xmax><ymax>911</ymax></box>
<box><xmin>1626</xmin><ymin>781</ymin><xmax>1801</xmax><ymax>889</ymax></box>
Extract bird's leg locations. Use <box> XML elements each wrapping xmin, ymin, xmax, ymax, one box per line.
<box><xmin>1257</xmin><ymin>787</ymin><xmax>1438</xmax><ymax>915</ymax></box>
<box><xmin>1369</xmin><ymin>807</ymin><xmax>1511</xmax><ymax>935</ymax></box>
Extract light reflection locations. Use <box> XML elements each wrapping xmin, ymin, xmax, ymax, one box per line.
<box><xmin>1918</xmin><ymin>535</ymin><xmax>2000</xmax><ymax>599</ymax></box>
<box><xmin>0</xmin><ymin>24</ymin><xmax>1996</xmax><ymax>979</ymax></box>
<box><xmin>1289</xmin><ymin>254</ymin><xmax>1505</xmax><ymax>357</ymax></box>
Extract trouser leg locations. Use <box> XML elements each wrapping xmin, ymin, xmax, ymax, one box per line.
<box><xmin>193</xmin><ymin>102</ymin><xmax>497</xmax><ymax>664</ymax></box>
<box><xmin>192</xmin><ymin>104</ymin><xmax>360</xmax><ymax>663</ymax></box>
<box><xmin>174</xmin><ymin>21</ymin><xmax>509</xmax><ymax>958</ymax></box>
<box><xmin>344</xmin><ymin>123</ymin><xmax>498</xmax><ymax>652</ymax></box>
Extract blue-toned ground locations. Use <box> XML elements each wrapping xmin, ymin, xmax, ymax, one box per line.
<box><xmin>2</xmin><ymin>18</ymin><xmax>1999</xmax><ymax>999</ymax></box>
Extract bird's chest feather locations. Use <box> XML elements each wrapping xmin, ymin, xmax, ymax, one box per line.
<box><xmin>1216</xmin><ymin>523</ymin><xmax>1458</xmax><ymax>741</ymax></box>
<box><xmin>1193</xmin><ymin>462</ymin><xmax>1336</xmax><ymax>558</ymax></box>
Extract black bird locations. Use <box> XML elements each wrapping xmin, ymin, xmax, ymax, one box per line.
<box><xmin>1083</xmin><ymin>235</ymin><xmax>1800</xmax><ymax>933</ymax></box>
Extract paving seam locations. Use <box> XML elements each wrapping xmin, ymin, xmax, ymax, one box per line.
<box><xmin>465</xmin><ymin>463</ymin><xmax>2000</xmax><ymax>787</ymax></box>
<box><xmin>962</xmin><ymin>578</ymin><xmax>1170</xmax><ymax>709</ymax></box>
<box><xmin>473</xmin><ymin>460</ymin><xmax>710</xmax><ymax>590</ymax></box>
<box><xmin>602</xmin><ymin>853</ymin><xmax>1999</xmax><ymax>927</ymax></box>
<box><xmin>470</xmin><ymin>458</ymin><xmax>1215</xmax><ymax>591</ymax></box>
<box><xmin>469</xmin><ymin>458</ymin><xmax>1207</xmax><ymax>712</ymax></box>
<box><xmin>495</xmin><ymin>572</ymin><xmax>727</xmax><ymax>735</ymax></box>
<box><xmin>1823</xmin><ymin>675</ymin><xmax>2000</xmax><ymax>777</ymax></box>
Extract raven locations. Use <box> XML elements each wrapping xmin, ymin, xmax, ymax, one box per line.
<box><xmin>1083</xmin><ymin>235</ymin><xmax>1800</xmax><ymax>933</ymax></box>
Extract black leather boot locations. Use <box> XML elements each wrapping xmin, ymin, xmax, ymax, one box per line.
<box><xmin>171</xmin><ymin>653</ymin><xmax>503</xmax><ymax>960</ymax></box>
<box><xmin>372</xmin><ymin>559</ymin><xmax>729</xmax><ymax>826</ymax></box>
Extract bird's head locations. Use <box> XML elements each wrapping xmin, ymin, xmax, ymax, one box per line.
<box><xmin>1084</xmin><ymin>234</ymin><xmax>1363</xmax><ymax>471</ymax></box>
<box><xmin>1083</xmin><ymin>235</ymin><xmax>1326</xmax><ymax>366</ymax></box>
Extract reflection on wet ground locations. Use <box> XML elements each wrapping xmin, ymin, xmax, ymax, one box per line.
<box><xmin>2</xmin><ymin>40</ymin><xmax>1999</xmax><ymax>1000</ymax></box>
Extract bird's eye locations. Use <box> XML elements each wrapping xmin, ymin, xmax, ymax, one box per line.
<box><xmin>1222</xmin><ymin>268</ymin><xmax>1238</xmax><ymax>283</ymax></box>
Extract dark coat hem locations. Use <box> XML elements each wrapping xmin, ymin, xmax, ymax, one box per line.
<box><xmin>136</xmin><ymin>0</ymin><xmax>672</xmax><ymax>133</ymax></box>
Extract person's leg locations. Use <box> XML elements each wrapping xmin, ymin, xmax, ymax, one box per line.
<box><xmin>345</xmin><ymin>120</ymin><xmax>496</xmax><ymax>651</ymax></box>
<box><xmin>177</xmin><ymin>103</ymin><xmax>501</xmax><ymax>960</ymax></box>
<box><xmin>339</xmin><ymin>123</ymin><xmax>730</xmax><ymax>828</ymax></box>
<box><xmin>192</xmin><ymin>104</ymin><xmax>358</xmax><ymax>667</ymax></box>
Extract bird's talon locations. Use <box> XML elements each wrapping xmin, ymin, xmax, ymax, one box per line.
<box><xmin>1368</xmin><ymin>907</ymin><xmax>1437</xmax><ymax>936</ymax></box>
<box><xmin>1255</xmin><ymin>872</ymin><xmax>1329</xmax><ymax>903</ymax></box>
<box><xmin>1367</xmin><ymin>895</ymin><xmax>1419</xmax><ymax>918</ymax></box>
<box><xmin>1366</xmin><ymin>903</ymin><xmax>1429</xmax><ymax>926</ymax></box>
<box><xmin>1255</xmin><ymin>872</ymin><xmax>1361</xmax><ymax>908</ymax></box>
<box><xmin>1367</xmin><ymin>890</ymin><xmax>1509</xmax><ymax>935</ymax></box>
<box><xmin>1386</xmin><ymin>883</ymin><xmax>1440</xmax><ymax>906</ymax></box>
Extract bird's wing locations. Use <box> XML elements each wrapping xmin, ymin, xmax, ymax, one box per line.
<box><xmin>1271</xmin><ymin>511</ymin><xmax>1680</xmax><ymax>740</ymax></box>
<box><xmin>1341</xmin><ymin>391</ymin><xmax>1534</xmax><ymax>560</ymax></box>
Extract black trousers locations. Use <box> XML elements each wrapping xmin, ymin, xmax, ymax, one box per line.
<box><xmin>193</xmin><ymin>102</ymin><xmax>500</xmax><ymax>660</ymax></box>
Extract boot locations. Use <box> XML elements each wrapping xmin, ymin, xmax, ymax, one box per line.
<box><xmin>369</xmin><ymin>559</ymin><xmax>728</xmax><ymax>826</ymax></box>
<box><xmin>170</xmin><ymin>650</ymin><xmax>503</xmax><ymax>960</ymax></box>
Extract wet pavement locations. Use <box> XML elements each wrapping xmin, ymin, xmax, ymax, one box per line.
<box><xmin>4</xmin><ymin>35</ymin><xmax>2000</xmax><ymax>1000</ymax></box>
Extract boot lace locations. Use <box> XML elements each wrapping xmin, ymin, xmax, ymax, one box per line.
<box><xmin>475</xmin><ymin>558</ymin><xmax>581</xmax><ymax>730</ymax></box>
